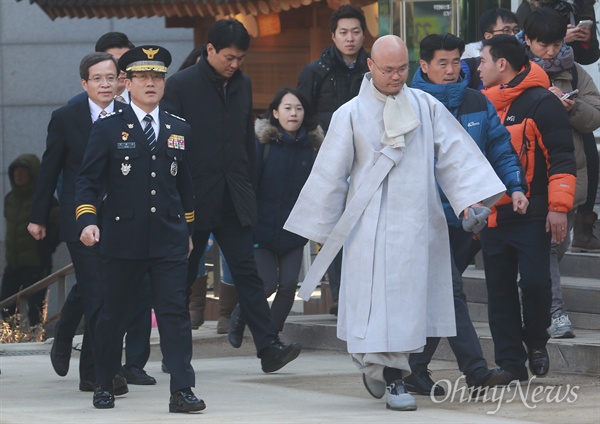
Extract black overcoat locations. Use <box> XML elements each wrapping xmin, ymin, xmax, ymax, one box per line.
<box><xmin>162</xmin><ymin>56</ymin><xmax>257</xmax><ymax>230</ymax></box>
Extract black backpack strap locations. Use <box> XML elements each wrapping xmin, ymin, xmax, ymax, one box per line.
<box><xmin>504</xmin><ymin>86</ymin><xmax>550</xmax><ymax>124</ymax></box>
<box><xmin>463</xmin><ymin>57</ymin><xmax>482</xmax><ymax>90</ymax></box>
<box><xmin>311</xmin><ymin>60</ymin><xmax>334</xmax><ymax>107</ymax></box>
<box><xmin>570</xmin><ymin>64</ymin><xmax>579</xmax><ymax>90</ymax></box>
<box><xmin>504</xmin><ymin>86</ymin><xmax>551</xmax><ymax>171</ymax></box>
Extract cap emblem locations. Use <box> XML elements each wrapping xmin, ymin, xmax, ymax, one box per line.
<box><xmin>143</xmin><ymin>48</ymin><xmax>159</xmax><ymax>59</ymax></box>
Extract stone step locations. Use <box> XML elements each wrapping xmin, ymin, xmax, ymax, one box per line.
<box><xmin>280</xmin><ymin>314</ymin><xmax>600</xmax><ymax>376</ymax></box>
<box><xmin>558</xmin><ymin>251</ymin><xmax>600</xmax><ymax>280</ymax></box>
<box><xmin>474</xmin><ymin>251</ymin><xmax>600</xmax><ymax>280</ymax></box>
<box><xmin>466</xmin><ymin>302</ymin><xmax>600</xmax><ymax>331</ymax></box>
<box><xmin>462</xmin><ymin>267</ymin><xmax>600</xmax><ymax>316</ymax></box>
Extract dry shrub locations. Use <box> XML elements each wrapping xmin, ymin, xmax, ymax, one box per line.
<box><xmin>0</xmin><ymin>295</ymin><xmax>47</xmax><ymax>343</ymax></box>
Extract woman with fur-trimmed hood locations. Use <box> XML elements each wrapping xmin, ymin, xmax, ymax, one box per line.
<box><xmin>231</xmin><ymin>88</ymin><xmax>322</xmax><ymax>341</ymax></box>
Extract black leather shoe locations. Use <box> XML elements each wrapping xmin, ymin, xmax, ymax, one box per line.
<box><xmin>260</xmin><ymin>340</ymin><xmax>302</xmax><ymax>373</ymax></box>
<box><xmin>485</xmin><ymin>368</ymin><xmax>528</xmax><ymax>387</ymax></box>
<box><xmin>403</xmin><ymin>370</ymin><xmax>445</xmax><ymax>396</ymax></box>
<box><xmin>50</xmin><ymin>340</ymin><xmax>72</xmax><ymax>377</ymax></box>
<box><xmin>113</xmin><ymin>372</ymin><xmax>129</xmax><ymax>396</ymax></box>
<box><xmin>169</xmin><ymin>388</ymin><xmax>206</xmax><ymax>413</ymax></box>
<box><xmin>121</xmin><ymin>365</ymin><xmax>156</xmax><ymax>385</ymax></box>
<box><xmin>466</xmin><ymin>368</ymin><xmax>505</xmax><ymax>398</ymax></box>
<box><xmin>80</xmin><ymin>374</ymin><xmax>127</xmax><ymax>395</ymax></box>
<box><xmin>93</xmin><ymin>387</ymin><xmax>115</xmax><ymax>409</ymax></box>
<box><xmin>79</xmin><ymin>379</ymin><xmax>95</xmax><ymax>392</ymax></box>
<box><xmin>528</xmin><ymin>347</ymin><xmax>549</xmax><ymax>377</ymax></box>
<box><xmin>227</xmin><ymin>304</ymin><xmax>246</xmax><ymax>348</ymax></box>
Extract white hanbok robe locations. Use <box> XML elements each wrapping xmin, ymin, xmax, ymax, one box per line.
<box><xmin>284</xmin><ymin>75</ymin><xmax>506</xmax><ymax>354</ymax></box>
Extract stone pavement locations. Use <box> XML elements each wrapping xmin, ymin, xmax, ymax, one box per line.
<box><xmin>1</xmin><ymin>322</ymin><xmax>599</xmax><ymax>424</ymax></box>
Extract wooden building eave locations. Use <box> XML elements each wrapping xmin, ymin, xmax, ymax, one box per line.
<box><xmin>16</xmin><ymin>0</ymin><xmax>327</xmax><ymax>20</ymax></box>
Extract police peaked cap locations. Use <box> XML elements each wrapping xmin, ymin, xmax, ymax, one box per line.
<box><xmin>118</xmin><ymin>45</ymin><xmax>172</xmax><ymax>73</ymax></box>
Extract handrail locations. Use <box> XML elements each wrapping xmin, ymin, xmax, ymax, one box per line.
<box><xmin>0</xmin><ymin>264</ymin><xmax>74</xmax><ymax>318</ymax></box>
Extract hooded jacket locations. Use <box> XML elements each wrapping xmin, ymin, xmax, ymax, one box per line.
<box><xmin>253</xmin><ymin>118</ymin><xmax>323</xmax><ymax>253</ymax></box>
<box><xmin>4</xmin><ymin>154</ymin><xmax>59</xmax><ymax>268</ymax></box>
<box><xmin>412</xmin><ymin>68</ymin><xmax>527</xmax><ymax>227</ymax></box>
<box><xmin>297</xmin><ymin>46</ymin><xmax>369</xmax><ymax>132</ymax></box>
<box><xmin>482</xmin><ymin>62</ymin><xmax>577</xmax><ymax>226</ymax></box>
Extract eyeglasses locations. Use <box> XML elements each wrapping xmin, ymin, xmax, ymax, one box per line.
<box><xmin>492</xmin><ymin>26</ymin><xmax>521</xmax><ymax>35</ymax></box>
<box><xmin>130</xmin><ymin>73</ymin><xmax>165</xmax><ymax>82</ymax></box>
<box><xmin>87</xmin><ymin>76</ymin><xmax>117</xmax><ymax>84</ymax></box>
<box><xmin>371</xmin><ymin>60</ymin><xmax>409</xmax><ymax>77</ymax></box>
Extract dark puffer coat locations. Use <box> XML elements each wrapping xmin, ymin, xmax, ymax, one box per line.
<box><xmin>253</xmin><ymin>119</ymin><xmax>323</xmax><ymax>254</ymax></box>
<box><xmin>297</xmin><ymin>46</ymin><xmax>369</xmax><ymax>132</ymax></box>
<box><xmin>5</xmin><ymin>154</ymin><xmax>59</xmax><ymax>268</ymax></box>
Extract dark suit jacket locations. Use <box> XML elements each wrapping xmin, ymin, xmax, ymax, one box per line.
<box><xmin>75</xmin><ymin>106</ymin><xmax>194</xmax><ymax>260</ymax></box>
<box><xmin>161</xmin><ymin>55</ymin><xmax>257</xmax><ymax>230</ymax></box>
<box><xmin>30</xmin><ymin>97</ymin><xmax>127</xmax><ymax>242</ymax></box>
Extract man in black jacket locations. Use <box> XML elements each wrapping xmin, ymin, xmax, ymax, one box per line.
<box><xmin>162</xmin><ymin>18</ymin><xmax>301</xmax><ymax>374</ymax></box>
<box><xmin>297</xmin><ymin>4</ymin><xmax>370</xmax><ymax>132</ymax></box>
<box><xmin>296</xmin><ymin>4</ymin><xmax>370</xmax><ymax>314</ymax></box>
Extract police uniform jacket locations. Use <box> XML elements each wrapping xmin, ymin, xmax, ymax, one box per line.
<box><xmin>30</xmin><ymin>96</ymin><xmax>127</xmax><ymax>242</ymax></box>
<box><xmin>75</xmin><ymin>106</ymin><xmax>195</xmax><ymax>260</ymax></box>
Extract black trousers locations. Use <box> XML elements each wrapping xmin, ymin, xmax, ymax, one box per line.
<box><xmin>326</xmin><ymin>250</ymin><xmax>342</xmax><ymax>303</ymax></box>
<box><xmin>94</xmin><ymin>253</ymin><xmax>194</xmax><ymax>394</ymax></box>
<box><xmin>480</xmin><ymin>220</ymin><xmax>551</xmax><ymax>379</ymax></box>
<box><xmin>65</xmin><ymin>241</ymin><xmax>104</xmax><ymax>381</ymax></box>
<box><xmin>188</xmin><ymin>224</ymin><xmax>277</xmax><ymax>353</ymax></box>
<box><xmin>254</xmin><ymin>246</ymin><xmax>304</xmax><ymax>333</ymax></box>
<box><xmin>409</xmin><ymin>227</ymin><xmax>487</xmax><ymax>377</ymax></box>
<box><xmin>57</xmin><ymin>244</ymin><xmax>152</xmax><ymax>380</ymax></box>
<box><xmin>577</xmin><ymin>132</ymin><xmax>599</xmax><ymax>212</ymax></box>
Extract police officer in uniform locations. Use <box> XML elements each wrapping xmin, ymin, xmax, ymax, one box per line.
<box><xmin>75</xmin><ymin>45</ymin><xmax>205</xmax><ymax>413</ymax></box>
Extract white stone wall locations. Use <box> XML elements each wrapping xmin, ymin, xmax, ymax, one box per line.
<box><xmin>0</xmin><ymin>0</ymin><xmax>194</xmax><ymax>271</ymax></box>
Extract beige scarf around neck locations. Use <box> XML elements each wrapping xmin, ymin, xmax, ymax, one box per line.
<box><xmin>370</xmin><ymin>79</ymin><xmax>421</xmax><ymax>149</ymax></box>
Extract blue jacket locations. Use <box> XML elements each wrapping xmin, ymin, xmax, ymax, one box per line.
<box><xmin>253</xmin><ymin>118</ymin><xmax>323</xmax><ymax>253</ymax></box>
<box><xmin>411</xmin><ymin>68</ymin><xmax>526</xmax><ymax>227</ymax></box>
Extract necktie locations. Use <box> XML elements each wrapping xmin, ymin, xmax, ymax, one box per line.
<box><xmin>98</xmin><ymin>109</ymin><xmax>107</xmax><ymax>121</ymax></box>
<box><xmin>143</xmin><ymin>114</ymin><xmax>156</xmax><ymax>151</ymax></box>
<box><xmin>115</xmin><ymin>95</ymin><xmax>126</xmax><ymax>104</ymax></box>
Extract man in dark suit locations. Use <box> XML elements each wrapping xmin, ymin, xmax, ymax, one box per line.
<box><xmin>28</xmin><ymin>52</ymin><xmax>128</xmax><ymax>394</ymax></box>
<box><xmin>76</xmin><ymin>45</ymin><xmax>205</xmax><ymax>413</ymax></box>
<box><xmin>162</xmin><ymin>18</ymin><xmax>301</xmax><ymax>374</ymax></box>
<box><xmin>61</xmin><ymin>31</ymin><xmax>156</xmax><ymax>388</ymax></box>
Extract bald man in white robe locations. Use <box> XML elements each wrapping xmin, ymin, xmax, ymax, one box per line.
<box><xmin>285</xmin><ymin>35</ymin><xmax>506</xmax><ymax>411</ymax></box>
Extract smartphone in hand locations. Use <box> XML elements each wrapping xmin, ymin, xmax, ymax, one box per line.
<box><xmin>560</xmin><ymin>89</ymin><xmax>579</xmax><ymax>101</ymax></box>
<box><xmin>577</xmin><ymin>20</ymin><xmax>593</xmax><ymax>29</ymax></box>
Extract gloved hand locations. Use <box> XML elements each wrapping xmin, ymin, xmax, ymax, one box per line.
<box><xmin>462</xmin><ymin>206</ymin><xmax>491</xmax><ymax>233</ymax></box>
